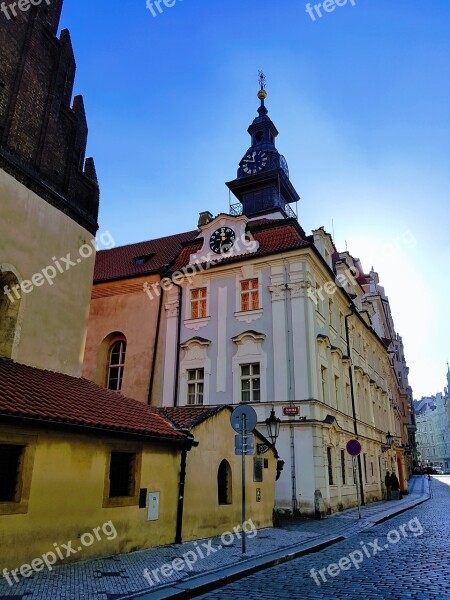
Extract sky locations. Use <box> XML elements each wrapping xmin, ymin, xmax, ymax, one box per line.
<box><xmin>60</xmin><ymin>0</ymin><xmax>450</xmax><ymax>399</ymax></box>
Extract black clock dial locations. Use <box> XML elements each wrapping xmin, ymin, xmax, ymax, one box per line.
<box><xmin>209</xmin><ymin>227</ymin><xmax>236</xmax><ymax>254</ymax></box>
<box><xmin>280</xmin><ymin>155</ymin><xmax>289</xmax><ymax>177</ymax></box>
<box><xmin>240</xmin><ymin>150</ymin><xmax>269</xmax><ymax>175</ymax></box>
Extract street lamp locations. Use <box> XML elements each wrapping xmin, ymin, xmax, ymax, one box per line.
<box><xmin>265</xmin><ymin>407</ymin><xmax>281</xmax><ymax>446</ymax></box>
<box><xmin>382</xmin><ymin>431</ymin><xmax>395</xmax><ymax>453</ymax></box>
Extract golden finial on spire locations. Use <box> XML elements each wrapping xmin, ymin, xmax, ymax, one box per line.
<box><xmin>258</xmin><ymin>70</ymin><xmax>267</xmax><ymax>100</ymax></box>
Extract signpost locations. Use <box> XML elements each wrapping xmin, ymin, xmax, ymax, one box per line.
<box><xmin>346</xmin><ymin>439</ymin><xmax>362</xmax><ymax>520</ymax></box>
<box><xmin>231</xmin><ymin>405</ymin><xmax>257</xmax><ymax>554</ymax></box>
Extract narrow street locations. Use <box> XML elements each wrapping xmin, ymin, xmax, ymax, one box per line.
<box><xmin>200</xmin><ymin>477</ymin><xmax>450</xmax><ymax>600</ymax></box>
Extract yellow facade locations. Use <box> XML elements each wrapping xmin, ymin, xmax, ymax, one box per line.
<box><xmin>181</xmin><ymin>409</ymin><xmax>277</xmax><ymax>541</ymax></box>
<box><xmin>0</xmin><ymin>424</ymin><xmax>181</xmax><ymax>570</ymax></box>
<box><xmin>0</xmin><ymin>170</ymin><xmax>96</xmax><ymax>376</ymax></box>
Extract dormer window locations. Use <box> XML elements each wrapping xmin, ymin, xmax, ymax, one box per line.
<box><xmin>134</xmin><ymin>254</ymin><xmax>155</xmax><ymax>266</ymax></box>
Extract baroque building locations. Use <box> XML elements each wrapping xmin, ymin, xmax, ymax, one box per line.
<box><xmin>85</xmin><ymin>78</ymin><xmax>414</xmax><ymax>515</ymax></box>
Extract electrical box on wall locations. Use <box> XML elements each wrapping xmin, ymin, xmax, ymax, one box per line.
<box><xmin>148</xmin><ymin>491</ymin><xmax>160</xmax><ymax>521</ymax></box>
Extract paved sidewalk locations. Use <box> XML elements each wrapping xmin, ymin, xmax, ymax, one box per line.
<box><xmin>0</xmin><ymin>477</ymin><xmax>430</xmax><ymax>600</ymax></box>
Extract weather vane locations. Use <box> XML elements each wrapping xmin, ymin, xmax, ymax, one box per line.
<box><xmin>258</xmin><ymin>70</ymin><xmax>266</xmax><ymax>91</ymax></box>
<box><xmin>258</xmin><ymin>71</ymin><xmax>267</xmax><ymax>101</ymax></box>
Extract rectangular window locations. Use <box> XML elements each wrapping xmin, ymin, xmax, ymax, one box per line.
<box><xmin>0</xmin><ymin>444</ymin><xmax>25</xmax><ymax>502</ymax></box>
<box><xmin>363</xmin><ymin>453</ymin><xmax>367</xmax><ymax>483</ymax></box>
<box><xmin>109</xmin><ymin>452</ymin><xmax>136</xmax><ymax>498</ymax></box>
<box><xmin>321</xmin><ymin>366</ymin><xmax>327</xmax><ymax>404</ymax></box>
<box><xmin>334</xmin><ymin>375</ymin><xmax>340</xmax><ymax>410</ymax></box>
<box><xmin>341</xmin><ymin>449</ymin><xmax>346</xmax><ymax>485</ymax></box>
<box><xmin>327</xmin><ymin>447</ymin><xmax>334</xmax><ymax>485</ymax></box>
<box><xmin>253</xmin><ymin>458</ymin><xmax>263</xmax><ymax>482</ymax></box>
<box><xmin>190</xmin><ymin>288</ymin><xmax>207</xmax><ymax>319</ymax></box>
<box><xmin>187</xmin><ymin>368</ymin><xmax>204</xmax><ymax>405</ymax></box>
<box><xmin>328</xmin><ymin>298</ymin><xmax>333</xmax><ymax>326</ymax></box>
<box><xmin>240</xmin><ymin>363</ymin><xmax>260</xmax><ymax>403</ymax></box>
<box><xmin>240</xmin><ymin>278</ymin><xmax>259</xmax><ymax>311</ymax></box>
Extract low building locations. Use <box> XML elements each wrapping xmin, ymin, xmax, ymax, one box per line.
<box><xmin>157</xmin><ymin>405</ymin><xmax>278</xmax><ymax>541</ymax></box>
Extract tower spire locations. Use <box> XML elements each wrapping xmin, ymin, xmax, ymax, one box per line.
<box><xmin>257</xmin><ymin>71</ymin><xmax>268</xmax><ymax>117</ymax></box>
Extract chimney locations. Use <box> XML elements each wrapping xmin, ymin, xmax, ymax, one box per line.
<box><xmin>198</xmin><ymin>211</ymin><xmax>213</xmax><ymax>228</ymax></box>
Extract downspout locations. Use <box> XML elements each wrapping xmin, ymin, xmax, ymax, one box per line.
<box><xmin>147</xmin><ymin>282</ymin><xmax>165</xmax><ymax>405</ymax></box>
<box><xmin>175</xmin><ymin>435</ymin><xmax>198</xmax><ymax>545</ymax></box>
<box><xmin>172</xmin><ymin>281</ymin><xmax>183</xmax><ymax>407</ymax></box>
<box><xmin>345</xmin><ymin>306</ymin><xmax>365</xmax><ymax>506</ymax></box>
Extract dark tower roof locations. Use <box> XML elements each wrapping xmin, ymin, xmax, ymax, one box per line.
<box><xmin>0</xmin><ymin>1</ymin><xmax>99</xmax><ymax>234</ymax></box>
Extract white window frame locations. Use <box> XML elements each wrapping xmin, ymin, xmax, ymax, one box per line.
<box><xmin>240</xmin><ymin>363</ymin><xmax>261</xmax><ymax>403</ymax></box>
<box><xmin>187</xmin><ymin>368</ymin><xmax>205</xmax><ymax>405</ymax></box>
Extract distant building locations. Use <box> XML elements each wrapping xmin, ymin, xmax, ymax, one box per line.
<box><xmin>415</xmin><ymin>366</ymin><xmax>450</xmax><ymax>471</ymax></box>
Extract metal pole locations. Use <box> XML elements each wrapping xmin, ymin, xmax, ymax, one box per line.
<box><xmin>353</xmin><ymin>457</ymin><xmax>361</xmax><ymax>519</ymax></box>
<box><xmin>242</xmin><ymin>414</ymin><xmax>247</xmax><ymax>554</ymax></box>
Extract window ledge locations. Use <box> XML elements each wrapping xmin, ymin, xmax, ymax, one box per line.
<box><xmin>234</xmin><ymin>308</ymin><xmax>263</xmax><ymax>323</ymax></box>
<box><xmin>184</xmin><ymin>317</ymin><xmax>210</xmax><ymax>331</ymax></box>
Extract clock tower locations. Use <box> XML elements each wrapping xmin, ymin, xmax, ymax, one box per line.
<box><xmin>226</xmin><ymin>73</ymin><xmax>300</xmax><ymax>219</ymax></box>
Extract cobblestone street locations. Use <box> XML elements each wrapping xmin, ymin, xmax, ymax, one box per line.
<box><xmin>200</xmin><ymin>477</ymin><xmax>450</xmax><ymax>600</ymax></box>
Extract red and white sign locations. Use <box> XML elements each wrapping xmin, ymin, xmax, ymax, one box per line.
<box><xmin>283</xmin><ymin>406</ymin><xmax>299</xmax><ymax>417</ymax></box>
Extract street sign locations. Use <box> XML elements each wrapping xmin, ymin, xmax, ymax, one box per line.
<box><xmin>235</xmin><ymin>434</ymin><xmax>255</xmax><ymax>455</ymax></box>
<box><xmin>230</xmin><ymin>404</ymin><xmax>258</xmax><ymax>556</ymax></box>
<box><xmin>346</xmin><ymin>439</ymin><xmax>362</xmax><ymax>457</ymax></box>
<box><xmin>283</xmin><ymin>406</ymin><xmax>299</xmax><ymax>417</ymax></box>
<box><xmin>230</xmin><ymin>405</ymin><xmax>258</xmax><ymax>433</ymax></box>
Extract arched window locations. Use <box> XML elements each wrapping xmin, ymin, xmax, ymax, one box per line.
<box><xmin>107</xmin><ymin>340</ymin><xmax>127</xmax><ymax>391</ymax></box>
<box><xmin>217</xmin><ymin>459</ymin><xmax>232</xmax><ymax>505</ymax></box>
<box><xmin>0</xmin><ymin>271</ymin><xmax>22</xmax><ymax>359</ymax></box>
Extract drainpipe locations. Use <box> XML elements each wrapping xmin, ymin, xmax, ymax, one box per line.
<box><xmin>172</xmin><ymin>281</ymin><xmax>183</xmax><ymax>407</ymax></box>
<box><xmin>147</xmin><ymin>282</ymin><xmax>165</xmax><ymax>405</ymax></box>
<box><xmin>345</xmin><ymin>306</ymin><xmax>365</xmax><ymax>506</ymax></box>
<box><xmin>175</xmin><ymin>434</ymin><xmax>198</xmax><ymax>544</ymax></box>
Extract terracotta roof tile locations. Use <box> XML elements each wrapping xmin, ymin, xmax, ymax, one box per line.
<box><xmin>94</xmin><ymin>230</ymin><xmax>199</xmax><ymax>282</ymax></box>
<box><xmin>0</xmin><ymin>358</ymin><xmax>185</xmax><ymax>442</ymax></box>
<box><xmin>157</xmin><ymin>406</ymin><xmax>227</xmax><ymax>430</ymax></box>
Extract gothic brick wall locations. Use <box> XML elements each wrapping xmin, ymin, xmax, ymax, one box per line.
<box><xmin>0</xmin><ymin>0</ymin><xmax>99</xmax><ymax>234</ymax></box>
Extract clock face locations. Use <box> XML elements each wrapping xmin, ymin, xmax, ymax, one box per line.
<box><xmin>209</xmin><ymin>227</ymin><xmax>236</xmax><ymax>254</ymax></box>
<box><xmin>240</xmin><ymin>150</ymin><xmax>269</xmax><ymax>175</ymax></box>
<box><xmin>280</xmin><ymin>155</ymin><xmax>289</xmax><ymax>177</ymax></box>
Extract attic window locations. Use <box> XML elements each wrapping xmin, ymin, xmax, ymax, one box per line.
<box><xmin>134</xmin><ymin>254</ymin><xmax>155</xmax><ymax>266</ymax></box>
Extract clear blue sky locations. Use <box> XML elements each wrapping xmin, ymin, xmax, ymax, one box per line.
<box><xmin>61</xmin><ymin>0</ymin><xmax>449</xmax><ymax>399</ymax></box>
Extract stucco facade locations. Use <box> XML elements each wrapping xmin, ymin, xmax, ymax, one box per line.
<box><xmin>0</xmin><ymin>170</ymin><xmax>96</xmax><ymax>376</ymax></box>
<box><xmin>82</xmin><ymin>274</ymin><xmax>162</xmax><ymax>403</ymax></box>
<box><xmin>0</xmin><ymin>423</ymin><xmax>182</xmax><ymax>570</ymax></box>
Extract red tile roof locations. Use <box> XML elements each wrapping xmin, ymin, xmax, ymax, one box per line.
<box><xmin>0</xmin><ymin>358</ymin><xmax>186</xmax><ymax>442</ymax></box>
<box><xmin>172</xmin><ymin>219</ymin><xmax>309</xmax><ymax>272</ymax></box>
<box><xmin>157</xmin><ymin>406</ymin><xmax>227</xmax><ymax>430</ymax></box>
<box><xmin>94</xmin><ymin>230</ymin><xmax>199</xmax><ymax>282</ymax></box>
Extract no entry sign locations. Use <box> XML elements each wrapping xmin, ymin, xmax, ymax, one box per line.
<box><xmin>346</xmin><ymin>439</ymin><xmax>362</xmax><ymax>457</ymax></box>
